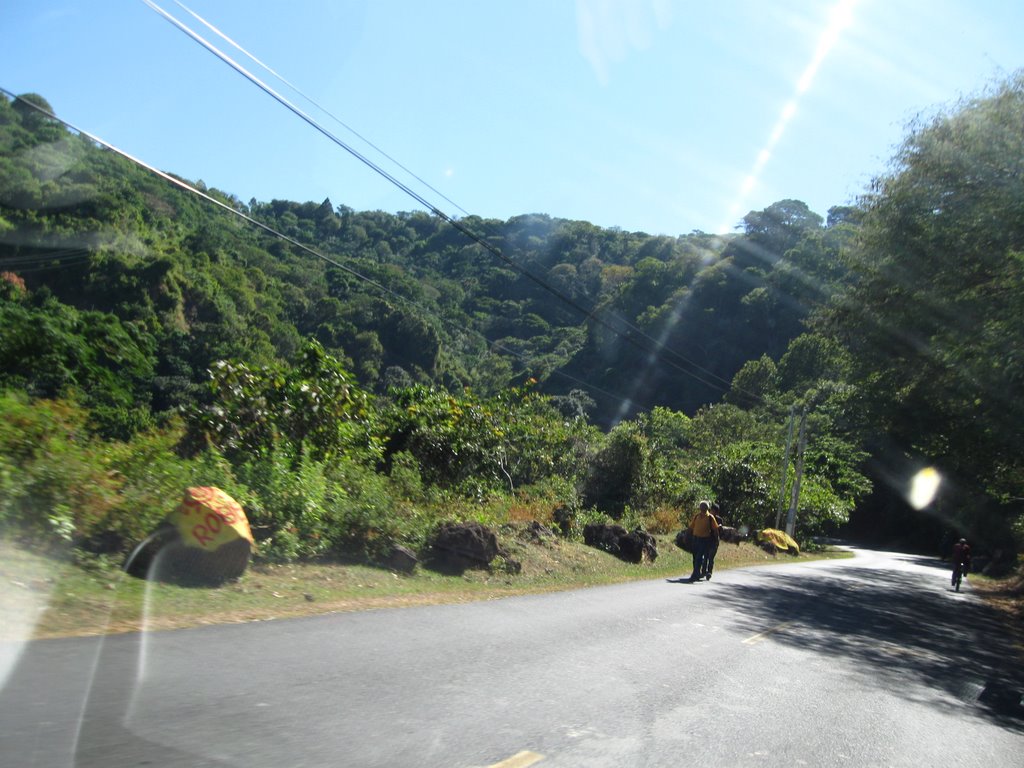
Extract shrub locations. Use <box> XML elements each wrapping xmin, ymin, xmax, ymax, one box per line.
<box><xmin>644</xmin><ymin>505</ymin><xmax>682</xmax><ymax>535</ymax></box>
<box><xmin>185</xmin><ymin>340</ymin><xmax>380</xmax><ymax>465</ymax></box>
<box><xmin>87</xmin><ymin>422</ymin><xmax>193</xmax><ymax>550</ymax></box>
<box><xmin>234</xmin><ymin>445</ymin><xmax>332</xmax><ymax>560</ymax></box>
<box><xmin>0</xmin><ymin>392</ymin><xmax>120</xmax><ymax>545</ymax></box>
<box><xmin>387</xmin><ymin>451</ymin><xmax>425</xmax><ymax>501</ymax></box>
<box><xmin>581</xmin><ymin>422</ymin><xmax>648</xmax><ymax>516</ymax></box>
<box><xmin>324</xmin><ymin>457</ymin><xmax>405</xmax><ymax>562</ymax></box>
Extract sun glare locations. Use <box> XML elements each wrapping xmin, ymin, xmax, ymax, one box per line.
<box><xmin>718</xmin><ymin>0</ymin><xmax>860</xmax><ymax>232</ymax></box>
<box><xmin>909</xmin><ymin>467</ymin><xmax>942</xmax><ymax>510</ymax></box>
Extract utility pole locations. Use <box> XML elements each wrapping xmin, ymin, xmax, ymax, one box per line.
<box><xmin>775</xmin><ymin>405</ymin><xmax>796</xmax><ymax>529</ymax></box>
<box><xmin>784</xmin><ymin>407</ymin><xmax>808</xmax><ymax>538</ymax></box>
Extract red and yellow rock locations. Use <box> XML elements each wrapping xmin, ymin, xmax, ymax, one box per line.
<box><xmin>170</xmin><ymin>486</ymin><xmax>255</xmax><ymax>551</ymax></box>
<box><xmin>159</xmin><ymin>487</ymin><xmax>254</xmax><ymax>582</ymax></box>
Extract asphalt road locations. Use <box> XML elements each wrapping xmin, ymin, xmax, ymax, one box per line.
<box><xmin>2</xmin><ymin>548</ymin><xmax>1022</xmax><ymax>767</ymax></box>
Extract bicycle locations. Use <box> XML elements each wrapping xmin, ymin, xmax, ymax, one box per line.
<box><xmin>952</xmin><ymin>562</ymin><xmax>968</xmax><ymax>591</ymax></box>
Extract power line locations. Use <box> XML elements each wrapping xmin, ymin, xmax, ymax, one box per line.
<box><xmin>142</xmin><ymin>0</ymin><xmax>757</xmax><ymax>403</ymax></box>
<box><xmin>0</xmin><ymin>245</ymin><xmax>95</xmax><ymax>275</ymax></box>
<box><xmin>171</xmin><ymin>0</ymin><xmax>472</xmax><ymax>219</ymax></box>
<box><xmin>0</xmin><ymin>87</ymin><xmax>393</xmax><ymax>295</ymax></box>
<box><xmin>0</xmin><ymin>247</ymin><xmax>92</xmax><ymax>265</ymax></box>
<box><xmin>0</xmin><ymin>256</ymin><xmax>94</xmax><ymax>275</ymax></box>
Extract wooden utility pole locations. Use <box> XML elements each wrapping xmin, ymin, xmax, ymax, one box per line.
<box><xmin>784</xmin><ymin>408</ymin><xmax>808</xmax><ymax>538</ymax></box>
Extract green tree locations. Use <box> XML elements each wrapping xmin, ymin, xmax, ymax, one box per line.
<box><xmin>820</xmin><ymin>72</ymin><xmax>1024</xmax><ymax>551</ymax></box>
<box><xmin>728</xmin><ymin>199</ymin><xmax>824</xmax><ymax>273</ymax></box>
<box><xmin>186</xmin><ymin>339</ymin><xmax>377</xmax><ymax>464</ymax></box>
<box><xmin>776</xmin><ymin>334</ymin><xmax>850</xmax><ymax>393</ymax></box>
<box><xmin>581</xmin><ymin>420</ymin><xmax>649</xmax><ymax>516</ymax></box>
<box><xmin>727</xmin><ymin>354</ymin><xmax>778</xmax><ymax>408</ymax></box>
<box><xmin>11</xmin><ymin>93</ymin><xmax>64</xmax><ymax>142</ymax></box>
<box><xmin>380</xmin><ymin>382</ymin><xmax>588</xmax><ymax>496</ymax></box>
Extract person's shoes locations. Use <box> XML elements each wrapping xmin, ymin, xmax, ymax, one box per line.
<box><xmin>705</xmin><ymin>573</ymin><xmax>712</xmax><ymax>581</ymax></box>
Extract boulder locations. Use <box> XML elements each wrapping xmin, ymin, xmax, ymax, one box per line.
<box><xmin>584</xmin><ymin>523</ymin><xmax>658</xmax><ymax>563</ymax></box>
<box><xmin>123</xmin><ymin>523</ymin><xmax>178</xmax><ymax>579</ymax></box>
<box><xmin>384</xmin><ymin>544</ymin><xmax>418</xmax><ymax>574</ymax></box>
<box><xmin>618</xmin><ymin>529</ymin><xmax>658</xmax><ymax>563</ymax></box>
<box><xmin>584</xmin><ymin>522</ymin><xmax>628</xmax><ymax>554</ymax></box>
<box><xmin>719</xmin><ymin>525</ymin><xmax>747</xmax><ymax>544</ymax></box>
<box><xmin>430</xmin><ymin>521</ymin><xmax>504</xmax><ymax>570</ymax></box>
<box><xmin>497</xmin><ymin>555</ymin><xmax>522</xmax><ymax>574</ymax></box>
<box><xmin>524</xmin><ymin>520</ymin><xmax>556</xmax><ymax>542</ymax></box>
<box><xmin>124</xmin><ymin>487</ymin><xmax>254</xmax><ymax>584</ymax></box>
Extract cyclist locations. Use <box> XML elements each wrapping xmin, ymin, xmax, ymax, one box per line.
<box><xmin>951</xmin><ymin>538</ymin><xmax>971</xmax><ymax>589</ymax></box>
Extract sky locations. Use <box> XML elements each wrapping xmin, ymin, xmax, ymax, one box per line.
<box><xmin>1</xmin><ymin>0</ymin><xmax>1022</xmax><ymax>236</ymax></box>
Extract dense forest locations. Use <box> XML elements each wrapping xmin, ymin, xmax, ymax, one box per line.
<box><xmin>2</xmin><ymin>73</ymin><xmax>1022</xmax><ymax>570</ymax></box>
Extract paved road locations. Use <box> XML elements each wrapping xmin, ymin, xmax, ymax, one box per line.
<box><xmin>2</xmin><ymin>548</ymin><xmax>1022</xmax><ymax>767</ymax></box>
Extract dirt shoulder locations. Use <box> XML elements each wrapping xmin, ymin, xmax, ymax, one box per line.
<box><xmin>2</xmin><ymin>533</ymin><xmax>843</xmax><ymax>640</ymax></box>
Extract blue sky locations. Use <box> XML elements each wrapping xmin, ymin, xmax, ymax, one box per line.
<box><xmin>2</xmin><ymin>1</ymin><xmax>1022</xmax><ymax>235</ymax></box>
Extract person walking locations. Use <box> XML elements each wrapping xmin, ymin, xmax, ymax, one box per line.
<box><xmin>704</xmin><ymin>502</ymin><xmax>724</xmax><ymax>580</ymax></box>
<box><xmin>688</xmin><ymin>500</ymin><xmax>720</xmax><ymax>582</ymax></box>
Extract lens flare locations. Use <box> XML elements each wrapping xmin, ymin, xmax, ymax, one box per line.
<box><xmin>909</xmin><ymin>467</ymin><xmax>941</xmax><ymax>510</ymax></box>
<box><xmin>717</xmin><ymin>0</ymin><xmax>860</xmax><ymax>232</ymax></box>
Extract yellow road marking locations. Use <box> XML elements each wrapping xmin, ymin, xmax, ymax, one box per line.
<box><xmin>488</xmin><ymin>750</ymin><xmax>545</xmax><ymax>768</ymax></box>
<box><xmin>742</xmin><ymin>621</ymin><xmax>794</xmax><ymax>644</ymax></box>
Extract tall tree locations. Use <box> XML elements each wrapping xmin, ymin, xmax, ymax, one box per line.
<box><xmin>821</xmin><ymin>72</ymin><xmax>1024</xmax><ymax>552</ymax></box>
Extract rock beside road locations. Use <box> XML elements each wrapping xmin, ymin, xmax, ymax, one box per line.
<box><xmin>124</xmin><ymin>487</ymin><xmax>255</xmax><ymax>585</ymax></box>
<box><xmin>383</xmin><ymin>544</ymin><xmax>418</xmax><ymax>574</ymax></box>
<box><xmin>430</xmin><ymin>521</ymin><xmax>508</xmax><ymax>572</ymax></box>
<box><xmin>584</xmin><ymin>523</ymin><xmax>658</xmax><ymax>564</ymax></box>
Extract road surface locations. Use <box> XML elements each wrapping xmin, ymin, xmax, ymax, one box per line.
<box><xmin>2</xmin><ymin>547</ymin><xmax>1022</xmax><ymax>767</ymax></box>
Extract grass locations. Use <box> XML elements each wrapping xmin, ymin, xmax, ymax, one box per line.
<box><xmin>1</xmin><ymin>531</ymin><xmax>850</xmax><ymax>640</ymax></box>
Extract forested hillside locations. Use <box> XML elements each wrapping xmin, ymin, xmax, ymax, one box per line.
<box><xmin>2</xmin><ymin>73</ymin><xmax>1022</xmax><ymax>570</ymax></box>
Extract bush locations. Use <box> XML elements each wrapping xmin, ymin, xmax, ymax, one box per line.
<box><xmin>387</xmin><ymin>451</ymin><xmax>425</xmax><ymax>501</ymax></box>
<box><xmin>697</xmin><ymin>442</ymin><xmax>775</xmax><ymax>531</ymax></box>
<box><xmin>324</xmin><ymin>456</ymin><xmax>419</xmax><ymax>562</ymax></box>
<box><xmin>581</xmin><ymin>422</ymin><xmax>648</xmax><ymax>516</ymax></box>
<box><xmin>644</xmin><ymin>505</ymin><xmax>682</xmax><ymax>535</ymax></box>
<box><xmin>234</xmin><ymin>446</ymin><xmax>333</xmax><ymax>560</ymax></box>
<box><xmin>85</xmin><ymin>423</ymin><xmax>192</xmax><ymax>551</ymax></box>
<box><xmin>0</xmin><ymin>391</ymin><xmax>260</xmax><ymax>555</ymax></box>
<box><xmin>0</xmin><ymin>393</ymin><xmax>120</xmax><ymax>545</ymax></box>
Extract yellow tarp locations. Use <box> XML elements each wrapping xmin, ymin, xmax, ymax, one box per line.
<box><xmin>170</xmin><ymin>487</ymin><xmax>254</xmax><ymax>552</ymax></box>
<box><xmin>758</xmin><ymin>528</ymin><xmax>800</xmax><ymax>555</ymax></box>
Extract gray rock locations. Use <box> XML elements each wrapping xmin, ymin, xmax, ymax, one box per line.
<box><xmin>384</xmin><ymin>544</ymin><xmax>419</xmax><ymax>574</ymax></box>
